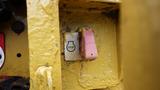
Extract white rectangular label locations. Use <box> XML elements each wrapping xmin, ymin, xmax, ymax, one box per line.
<box><xmin>64</xmin><ymin>32</ymin><xmax>81</xmax><ymax>61</ymax></box>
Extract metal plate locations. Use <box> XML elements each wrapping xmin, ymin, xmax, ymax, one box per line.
<box><xmin>64</xmin><ymin>32</ymin><xmax>81</xmax><ymax>61</ymax></box>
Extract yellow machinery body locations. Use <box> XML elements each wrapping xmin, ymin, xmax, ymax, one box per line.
<box><xmin>1</xmin><ymin>0</ymin><xmax>160</xmax><ymax>90</ymax></box>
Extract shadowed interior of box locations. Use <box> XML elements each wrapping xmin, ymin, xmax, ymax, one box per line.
<box><xmin>59</xmin><ymin>0</ymin><xmax>120</xmax><ymax>89</ymax></box>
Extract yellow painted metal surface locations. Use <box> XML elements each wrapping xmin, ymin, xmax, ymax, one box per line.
<box><xmin>0</xmin><ymin>0</ymin><xmax>123</xmax><ymax>90</ymax></box>
<box><xmin>27</xmin><ymin>0</ymin><xmax>61</xmax><ymax>90</ymax></box>
<box><xmin>121</xmin><ymin>0</ymin><xmax>160</xmax><ymax>90</ymax></box>
<box><xmin>60</xmin><ymin>1</ymin><xmax>121</xmax><ymax>89</ymax></box>
<box><xmin>0</xmin><ymin>17</ymin><xmax>29</xmax><ymax>77</ymax></box>
<box><xmin>0</xmin><ymin>0</ymin><xmax>121</xmax><ymax>90</ymax></box>
<box><xmin>0</xmin><ymin>23</ymin><xmax>29</xmax><ymax>77</ymax></box>
<box><xmin>3</xmin><ymin>0</ymin><xmax>160</xmax><ymax>90</ymax></box>
<box><xmin>26</xmin><ymin>0</ymin><xmax>121</xmax><ymax>89</ymax></box>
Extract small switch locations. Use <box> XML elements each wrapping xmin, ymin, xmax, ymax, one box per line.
<box><xmin>81</xmin><ymin>27</ymin><xmax>98</xmax><ymax>60</ymax></box>
<box><xmin>64</xmin><ymin>32</ymin><xmax>81</xmax><ymax>61</ymax></box>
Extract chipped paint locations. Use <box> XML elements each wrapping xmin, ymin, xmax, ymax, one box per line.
<box><xmin>27</xmin><ymin>0</ymin><xmax>61</xmax><ymax>90</ymax></box>
<box><xmin>35</xmin><ymin>66</ymin><xmax>53</xmax><ymax>90</ymax></box>
<box><xmin>26</xmin><ymin>0</ymin><xmax>122</xmax><ymax>90</ymax></box>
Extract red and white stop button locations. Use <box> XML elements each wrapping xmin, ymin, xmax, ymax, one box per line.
<box><xmin>0</xmin><ymin>33</ymin><xmax>5</xmax><ymax>69</ymax></box>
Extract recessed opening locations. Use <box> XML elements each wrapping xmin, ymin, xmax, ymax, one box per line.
<box><xmin>11</xmin><ymin>86</ymin><xmax>25</xmax><ymax>90</ymax></box>
<box><xmin>59</xmin><ymin>0</ymin><xmax>120</xmax><ymax>89</ymax></box>
<box><xmin>0</xmin><ymin>87</ymin><xmax>3</xmax><ymax>90</ymax></box>
<box><xmin>17</xmin><ymin>53</ymin><xmax>22</xmax><ymax>58</ymax></box>
<box><xmin>0</xmin><ymin>76</ymin><xmax>29</xmax><ymax>90</ymax></box>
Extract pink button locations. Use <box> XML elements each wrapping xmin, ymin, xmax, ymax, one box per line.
<box><xmin>81</xmin><ymin>27</ymin><xmax>98</xmax><ymax>60</ymax></box>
